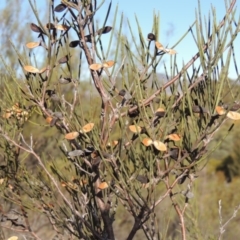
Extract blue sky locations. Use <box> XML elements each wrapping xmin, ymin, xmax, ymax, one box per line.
<box><xmin>110</xmin><ymin>0</ymin><xmax>240</xmax><ymax>79</ymax></box>
<box><xmin>0</xmin><ymin>0</ymin><xmax>239</xmax><ymax>78</ymax></box>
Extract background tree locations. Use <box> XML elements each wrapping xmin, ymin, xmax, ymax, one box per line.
<box><xmin>1</xmin><ymin>0</ymin><xmax>240</xmax><ymax>240</ymax></box>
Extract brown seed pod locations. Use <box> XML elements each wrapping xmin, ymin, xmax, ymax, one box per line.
<box><xmin>46</xmin><ymin>116</ymin><xmax>53</xmax><ymax>124</ymax></box>
<box><xmin>230</xmin><ymin>103</ymin><xmax>240</xmax><ymax>111</ymax></box>
<box><xmin>26</xmin><ymin>42</ymin><xmax>40</xmax><ymax>49</ymax></box>
<box><xmin>142</xmin><ymin>138</ymin><xmax>153</xmax><ymax>146</ymax></box>
<box><xmin>98</xmin><ymin>182</ymin><xmax>108</xmax><ymax>190</ymax></box>
<box><xmin>46</xmin><ymin>23</ymin><xmax>56</xmax><ymax>30</ymax></box>
<box><xmin>69</xmin><ymin>40</ymin><xmax>80</xmax><ymax>48</ymax></box>
<box><xmin>65</xmin><ymin>131</ymin><xmax>79</xmax><ymax>140</ymax></box>
<box><xmin>82</xmin><ymin>123</ymin><xmax>94</xmax><ymax>133</ymax></box>
<box><xmin>153</xmin><ymin>140</ymin><xmax>167</xmax><ymax>151</ymax></box>
<box><xmin>164</xmin><ymin>48</ymin><xmax>177</xmax><ymax>55</ymax></box>
<box><xmin>107</xmin><ymin>140</ymin><xmax>119</xmax><ymax>148</ymax></box>
<box><xmin>97</xmin><ymin>26</ymin><xmax>112</xmax><ymax>35</ymax></box>
<box><xmin>24</xmin><ymin>65</ymin><xmax>40</xmax><ymax>73</ymax></box>
<box><xmin>227</xmin><ymin>111</ymin><xmax>240</xmax><ymax>120</ymax></box>
<box><xmin>155</xmin><ymin>41</ymin><xmax>164</xmax><ymax>50</ymax></box>
<box><xmin>55</xmin><ymin>24</ymin><xmax>69</xmax><ymax>31</ymax></box>
<box><xmin>89</xmin><ymin>63</ymin><xmax>103</xmax><ymax>71</ymax></box>
<box><xmin>30</xmin><ymin>23</ymin><xmax>43</xmax><ymax>33</ymax></box>
<box><xmin>84</xmin><ymin>34</ymin><xmax>92</xmax><ymax>42</ymax></box>
<box><xmin>54</xmin><ymin>3</ymin><xmax>67</xmax><ymax>12</ymax></box>
<box><xmin>216</xmin><ymin>106</ymin><xmax>226</xmax><ymax>115</ymax></box>
<box><xmin>166</xmin><ymin>134</ymin><xmax>181</xmax><ymax>141</ymax></box>
<box><xmin>147</xmin><ymin>33</ymin><xmax>156</xmax><ymax>41</ymax></box>
<box><xmin>102</xmin><ymin>60</ymin><xmax>115</xmax><ymax>68</ymax></box>
<box><xmin>129</xmin><ymin>125</ymin><xmax>142</xmax><ymax>133</ymax></box>
<box><xmin>155</xmin><ymin>108</ymin><xmax>165</xmax><ymax>117</ymax></box>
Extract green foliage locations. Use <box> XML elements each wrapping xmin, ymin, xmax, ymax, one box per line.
<box><xmin>1</xmin><ymin>0</ymin><xmax>240</xmax><ymax>239</ymax></box>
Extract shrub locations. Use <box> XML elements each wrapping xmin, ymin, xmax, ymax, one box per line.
<box><xmin>0</xmin><ymin>0</ymin><xmax>240</xmax><ymax>239</ymax></box>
